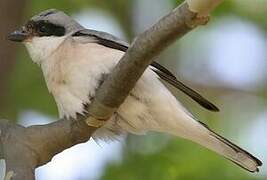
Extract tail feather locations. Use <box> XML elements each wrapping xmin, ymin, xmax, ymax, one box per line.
<box><xmin>170</xmin><ymin>120</ymin><xmax>262</xmax><ymax>172</ymax></box>
<box><xmin>200</xmin><ymin>122</ymin><xmax>262</xmax><ymax>172</ymax></box>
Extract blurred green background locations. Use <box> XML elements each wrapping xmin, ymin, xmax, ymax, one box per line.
<box><xmin>0</xmin><ymin>0</ymin><xmax>266</xmax><ymax>179</ymax></box>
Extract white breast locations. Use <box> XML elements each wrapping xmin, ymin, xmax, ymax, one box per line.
<box><xmin>24</xmin><ymin>36</ymin><xmax>67</xmax><ymax>65</ymax></box>
<box><xmin>39</xmin><ymin>37</ymin><xmax>125</xmax><ymax>118</ymax></box>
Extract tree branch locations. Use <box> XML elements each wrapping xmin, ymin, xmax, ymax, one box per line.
<box><xmin>1</xmin><ymin>118</ymin><xmax>96</xmax><ymax>180</ymax></box>
<box><xmin>0</xmin><ymin>1</ymin><xmax>223</xmax><ymax>179</ymax></box>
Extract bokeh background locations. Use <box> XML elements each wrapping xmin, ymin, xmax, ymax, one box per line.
<box><xmin>0</xmin><ymin>0</ymin><xmax>267</xmax><ymax>179</ymax></box>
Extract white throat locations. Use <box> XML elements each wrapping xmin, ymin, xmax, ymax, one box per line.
<box><xmin>24</xmin><ymin>36</ymin><xmax>66</xmax><ymax>65</ymax></box>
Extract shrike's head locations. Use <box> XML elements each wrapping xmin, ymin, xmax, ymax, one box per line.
<box><xmin>8</xmin><ymin>9</ymin><xmax>84</xmax><ymax>64</ymax></box>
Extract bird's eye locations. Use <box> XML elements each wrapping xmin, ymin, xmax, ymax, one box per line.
<box><xmin>39</xmin><ymin>25</ymin><xmax>48</xmax><ymax>33</ymax></box>
<box><xmin>35</xmin><ymin>21</ymin><xmax>65</xmax><ymax>37</ymax></box>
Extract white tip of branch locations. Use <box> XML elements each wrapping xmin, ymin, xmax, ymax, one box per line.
<box><xmin>186</xmin><ymin>0</ymin><xmax>224</xmax><ymax>16</ymax></box>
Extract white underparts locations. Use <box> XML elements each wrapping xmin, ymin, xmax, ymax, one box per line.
<box><xmin>24</xmin><ymin>36</ymin><xmax>66</xmax><ymax>65</ymax></box>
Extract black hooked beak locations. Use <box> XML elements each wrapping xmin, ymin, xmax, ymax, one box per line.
<box><xmin>8</xmin><ymin>27</ymin><xmax>29</xmax><ymax>42</ymax></box>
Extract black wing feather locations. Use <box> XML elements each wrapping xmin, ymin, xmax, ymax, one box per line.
<box><xmin>72</xmin><ymin>29</ymin><xmax>219</xmax><ymax>112</ymax></box>
<box><xmin>151</xmin><ymin>65</ymin><xmax>219</xmax><ymax>111</ymax></box>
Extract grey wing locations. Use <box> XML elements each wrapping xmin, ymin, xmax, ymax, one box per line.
<box><xmin>72</xmin><ymin>29</ymin><xmax>129</xmax><ymax>51</ymax></box>
<box><xmin>72</xmin><ymin>29</ymin><xmax>219</xmax><ymax>112</ymax></box>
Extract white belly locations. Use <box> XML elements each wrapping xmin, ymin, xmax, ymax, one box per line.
<box><xmin>40</xmin><ymin>39</ymin><xmax>190</xmax><ymax>141</ymax></box>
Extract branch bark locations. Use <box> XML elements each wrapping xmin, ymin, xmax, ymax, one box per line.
<box><xmin>0</xmin><ymin>1</ymin><xmax>223</xmax><ymax>179</ymax></box>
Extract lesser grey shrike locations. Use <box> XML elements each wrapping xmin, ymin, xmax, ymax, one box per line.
<box><xmin>8</xmin><ymin>9</ymin><xmax>262</xmax><ymax>172</ymax></box>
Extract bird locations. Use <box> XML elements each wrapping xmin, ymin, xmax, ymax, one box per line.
<box><xmin>8</xmin><ymin>9</ymin><xmax>262</xmax><ymax>172</ymax></box>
